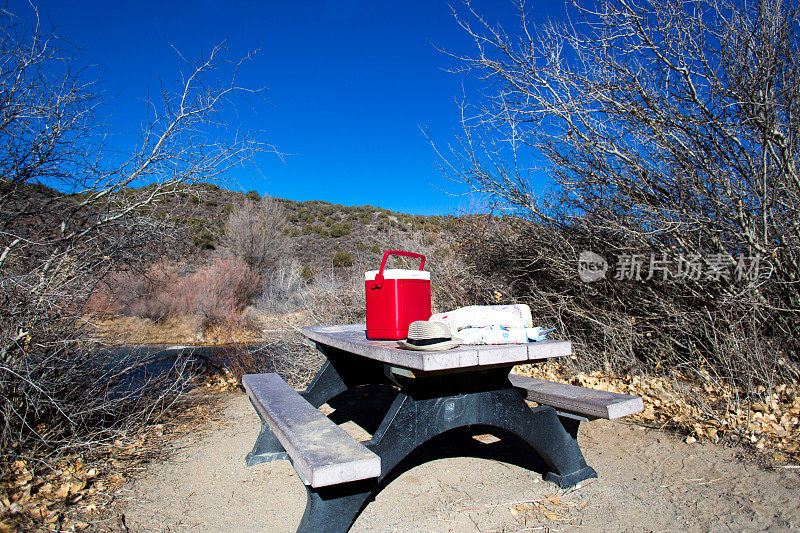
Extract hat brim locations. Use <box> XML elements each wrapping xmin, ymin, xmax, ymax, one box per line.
<box><xmin>396</xmin><ymin>338</ymin><xmax>463</xmax><ymax>351</ymax></box>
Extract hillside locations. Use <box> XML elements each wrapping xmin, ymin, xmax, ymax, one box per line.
<box><xmin>131</xmin><ymin>182</ymin><xmax>459</xmax><ymax>272</ymax></box>
<box><xmin>8</xmin><ymin>181</ymin><xmax>459</xmax><ymax>276</ymax></box>
<box><xmin>70</xmin><ymin>181</ymin><xmax>468</xmax><ymax>345</ymax></box>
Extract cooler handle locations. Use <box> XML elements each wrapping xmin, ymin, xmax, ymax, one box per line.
<box><xmin>374</xmin><ymin>250</ymin><xmax>426</xmax><ymax>288</ymax></box>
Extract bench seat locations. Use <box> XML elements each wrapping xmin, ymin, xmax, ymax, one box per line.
<box><xmin>509</xmin><ymin>374</ymin><xmax>643</xmax><ymax>420</ymax></box>
<box><xmin>242</xmin><ymin>373</ymin><xmax>381</xmax><ymax>488</ymax></box>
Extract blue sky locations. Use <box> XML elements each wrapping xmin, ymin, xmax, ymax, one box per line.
<box><xmin>26</xmin><ymin>0</ymin><xmax>564</xmax><ymax>215</ymax></box>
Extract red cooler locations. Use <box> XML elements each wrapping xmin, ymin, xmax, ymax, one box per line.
<box><xmin>365</xmin><ymin>251</ymin><xmax>431</xmax><ymax>340</ymax></box>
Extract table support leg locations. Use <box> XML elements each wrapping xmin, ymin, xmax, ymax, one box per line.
<box><xmin>364</xmin><ymin>388</ymin><xmax>597</xmax><ymax>488</ymax></box>
<box><xmin>296</xmin><ymin>386</ymin><xmax>597</xmax><ymax>532</ymax></box>
<box><xmin>301</xmin><ymin>348</ymin><xmax>387</xmax><ymax>408</ymax></box>
<box><xmin>245</xmin><ymin>399</ymin><xmax>288</xmax><ymax>466</ymax></box>
<box><xmin>297</xmin><ymin>480</ymin><xmax>376</xmax><ymax>533</ymax></box>
<box><xmin>300</xmin><ymin>360</ymin><xmax>348</xmax><ymax>408</ymax></box>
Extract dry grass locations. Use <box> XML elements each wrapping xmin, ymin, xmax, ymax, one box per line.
<box><xmin>87</xmin><ymin>315</ymin><xmax>204</xmax><ymax>345</ymax></box>
<box><xmin>87</xmin><ymin>313</ymin><xmax>268</xmax><ymax>346</ymax></box>
<box><xmin>452</xmin><ymin>488</ymin><xmax>594</xmax><ymax>529</ymax></box>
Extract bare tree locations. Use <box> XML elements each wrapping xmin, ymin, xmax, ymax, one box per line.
<box><xmin>0</xmin><ymin>5</ymin><xmax>271</xmax><ymax>455</ymax></box>
<box><xmin>440</xmin><ymin>0</ymin><xmax>800</xmax><ymax>382</ymax></box>
<box><xmin>220</xmin><ymin>196</ymin><xmax>289</xmax><ymax>274</ymax></box>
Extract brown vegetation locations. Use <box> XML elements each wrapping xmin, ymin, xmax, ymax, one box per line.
<box><xmin>515</xmin><ymin>360</ymin><xmax>799</xmax><ymax>461</ymax></box>
<box><xmin>219</xmin><ymin>195</ymin><xmax>288</xmax><ymax>272</ymax></box>
<box><xmin>0</xmin><ymin>379</ymin><xmax>237</xmax><ymax>532</ymax></box>
<box><xmin>4</xmin><ymin>0</ymin><xmax>800</xmax><ymax>527</ymax></box>
<box><xmin>442</xmin><ymin>0</ymin><xmax>800</xmax><ymax>391</ymax></box>
<box><xmin>0</xmin><ymin>2</ymin><xmax>268</xmax><ymax>467</ymax></box>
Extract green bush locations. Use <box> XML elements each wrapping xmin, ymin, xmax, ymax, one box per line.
<box><xmin>192</xmin><ymin>229</ymin><xmax>217</xmax><ymax>249</ymax></box>
<box><xmin>329</xmin><ymin>223</ymin><xmax>351</xmax><ymax>238</ymax></box>
<box><xmin>300</xmin><ymin>265</ymin><xmax>314</xmax><ymax>283</ymax></box>
<box><xmin>370</xmin><ymin>244</ymin><xmax>381</xmax><ymax>254</ymax></box>
<box><xmin>245</xmin><ymin>190</ymin><xmax>261</xmax><ymax>201</ymax></box>
<box><xmin>332</xmin><ymin>251</ymin><xmax>354</xmax><ymax>268</ymax></box>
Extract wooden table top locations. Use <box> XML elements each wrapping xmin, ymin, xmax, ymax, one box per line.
<box><xmin>302</xmin><ymin>324</ymin><xmax>571</xmax><ymax>372</ymax></box>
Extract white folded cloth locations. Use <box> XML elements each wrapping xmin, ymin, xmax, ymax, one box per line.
<box><xmin>456</xmin><ymin>325</ymin><xmax>555</xmax><ymax>345</ymax></box>
<box><xmin>430</xmin><ymin>305</ymin><xmax>554</xmax><ymax>344</ymax></box>
<box><xmin>430</xmin><ymin>304</ymin><xmax>533</xmax><ymax>330</ymax></box>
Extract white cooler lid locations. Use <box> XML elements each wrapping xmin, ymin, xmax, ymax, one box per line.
<box><xmin>365</xmin><ymin>269</ymin><xmax>430</xmax><ymax>281</ymax></box>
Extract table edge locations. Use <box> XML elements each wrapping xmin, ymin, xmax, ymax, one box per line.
<box><xmin>302</xmin><ymin>324</ymin><xmax>571</xmax><ymax>372</ymax></box>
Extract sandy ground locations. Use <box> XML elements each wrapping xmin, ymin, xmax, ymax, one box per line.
<box><xmin>120</xmin><ymin>391</ymin><xmax>800</xmax><ymax>532</ymax></box>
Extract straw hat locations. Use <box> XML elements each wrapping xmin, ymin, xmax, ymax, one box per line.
<box><xmin>397</xmin><ymin>321</ymin><xmax>462</xmax><ymax>351</ymax></box>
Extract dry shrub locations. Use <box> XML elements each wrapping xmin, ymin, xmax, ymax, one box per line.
<box><xmin>256</xmin><ymin>254</ymin><xmax>367</xmax><ymax>325</ymax></box>
<box><xmin>220</xmin><ymin>196</ymin><xmax>288</xmax><ymax>274</ymax></box>
<box><xmin>116</xmin><ymin>261</ymin><xmax>186</xmax><ymax>321</ymax></box>
<box><xmin>291</xmin><ymin>265</ymin><xmax>366</xmax><ymax>326</ymax></box>
<box><xmin>84</xmin><ymin>283</ymin><xmax>123</xmax><ymax>316</ymax></box>
<box><xmin>0</xmin><ymin>3</ymin><xmax>267</xmax><ymax>467</ymax></box>
<box><xmin>442</xmin><ymin>0</ymin><xmax>800</xmax><ymax>393</ymax></box>
<box><xmin>220</xmin><ymin>341</ymin><xmax>323</xmax><ymax>388</ymax></box>
<box><xmin>450</xmin><ymin>215</ymin><xmax>796</xmax><ymax>394</ymax></box>
<box><xmin>258</xmin><ymin>257</ymin><xmax>307</xmax><ymax>314</ymax></box>
<box><xmin>106</xmin><ymin>256</ymin><xmax>261</xmax><ymax>326</ymax></box>
<box><xmin>180</xmin><ymin>255</ymin><xmax>262</xmax><ymax>325</ymax></box>
<box><xmin>1</xmin><ymin>277</ymin><xmax>205</xmax><ymax>458</ymax></box>
<box><xmin>84</xmin><ymin>261</ymin><xmax>191</xmax><ymax>321</ymax></box>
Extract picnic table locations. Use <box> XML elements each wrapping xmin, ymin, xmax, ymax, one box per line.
<box><xmin>243</xmin><ymin>324</ymin><xmax>643</xmax><ymax>533</ymax></box>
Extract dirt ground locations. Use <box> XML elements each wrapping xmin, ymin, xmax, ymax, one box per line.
<box><xmin>120</xmin><ymin>391</ymin><xmax>800</xmax><ymax>532</ymax></box>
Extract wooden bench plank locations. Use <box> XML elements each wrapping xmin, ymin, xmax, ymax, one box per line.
<box><xmin>509</xmin><ymin>374</ymin><xmax>644</xmax><ymax>419</ymax></box>
<box><xmin>242</xmin><ymin>373</ymin><xmax>381</xmax><ymax>488</ymax></box>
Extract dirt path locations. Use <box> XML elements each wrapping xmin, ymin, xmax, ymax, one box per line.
<box><xmin>120</xmin><ymin>392</ymin><xmax>800</xmax><ymax>532</ymax></box>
